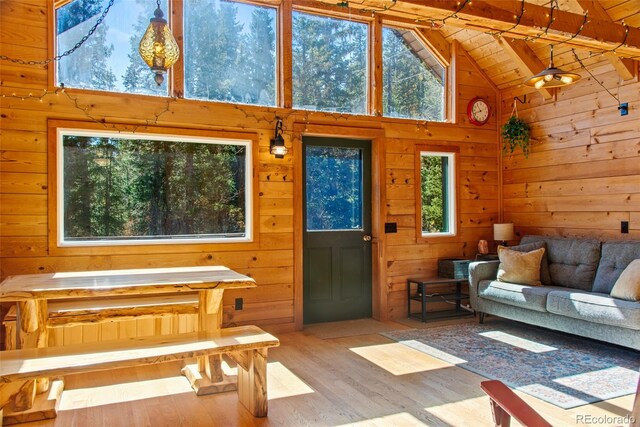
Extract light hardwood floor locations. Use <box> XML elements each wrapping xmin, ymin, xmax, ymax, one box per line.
<box><xmin>24</xmin><ymin>319</ymin><xmax>635</xmax><ymax>427</ymax></box>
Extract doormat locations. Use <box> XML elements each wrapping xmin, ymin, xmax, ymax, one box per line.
<box><xmin>382</xmin><ymin>319</ymin><xmax>639</xmax><ymax>409</ymax></box>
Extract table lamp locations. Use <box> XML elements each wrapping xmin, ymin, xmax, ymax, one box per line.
<box><xmin>494</xmin><ymin>223</ymin><xmax>514</xmax><ymax>247</ymax></box>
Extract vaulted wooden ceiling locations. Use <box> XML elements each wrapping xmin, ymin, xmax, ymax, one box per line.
<box><xmin>315</xmin><ymin>0</ymin><xmax>640</xmax><ymax>93</ymax></box>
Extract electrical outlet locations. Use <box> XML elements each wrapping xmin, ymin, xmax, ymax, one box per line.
<box><xmin>619</xmin><ymin>103</ymin><xmax>629</xmax><ymax>116</ymax></box>
<box><xmin>621</xmin><ymin>221</ymin><xmax>629</xmax><ymax>234</ymax></box>
<box><xmin>235</xmin><ymin>298</ymin><xmax>243</xmax><ymax>310</ymax></box>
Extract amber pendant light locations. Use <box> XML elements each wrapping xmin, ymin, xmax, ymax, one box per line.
<box><xmin>138</xmin><ymin>0</ymin><xmax>180</xmax><ymax>86</ymax></box>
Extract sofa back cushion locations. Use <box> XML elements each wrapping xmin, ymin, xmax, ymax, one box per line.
<box><xmin>520</xmin><ymin>235</ymin><xmax>600</xmax><ymax>290</ymax></box>
<box><xmin>593</xmin><ymin>240</ymin><xmax>640</xmax><ymax>294</ymax></box>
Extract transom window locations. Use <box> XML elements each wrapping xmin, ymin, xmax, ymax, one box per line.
<box><xmin>292</xmin><ymin>12</ymin><xmax>368</xmax><ymax>114</ymax></box>
<box><xmin>417</xmin><ymin>148</ymin><xmax>456</xmax><ymax>237</ymax></box>
<box><xmin>57</xmin><ymin>129</ymin><xmax>252</xmax><ymax>246</ymax></box>
<box><xmin>56</xmin><ymin>0</ymin><xmax>169</xmax><ymax>96</ymax></box>
<box><xmin>54</xmin><ymin>1</ymin><xmax>448</xmax><ymax>120</ymax></box>
<box><xmin>184</xmin><ymin>0</ymin><xmax>277</xmax><ymax>106</ymax></box>
<box><xmin>383</xmin><ymin>27</ymin><xmax>445</xmax><ymax>121</ymax></box>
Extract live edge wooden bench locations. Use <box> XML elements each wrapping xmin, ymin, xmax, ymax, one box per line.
<box><xmin>0</xmin><ymin>325</ymin><xmax>279</xmax><ymax>425</ymax></box>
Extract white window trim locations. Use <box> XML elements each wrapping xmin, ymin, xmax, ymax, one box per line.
<box><xmin>56</xmin><ymin>128</ymin><xmax>253</xmax><ymax>247</ymax></box>
<box><xmin>420</xmin><ymin>150</ymin><xmax>456</xmax><ymax>238</ymax></box>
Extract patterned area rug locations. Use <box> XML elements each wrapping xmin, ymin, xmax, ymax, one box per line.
<box><xmin>382</xmin><ymin>319</ymin><xmax>639</xmax><ymax>409</ymax></box>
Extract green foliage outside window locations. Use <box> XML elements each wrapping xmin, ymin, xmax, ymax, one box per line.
<box><xmin>61</xmin><ymin>132</ymin><xmax>249</xmax><ymax>243</ymax></box>
<box><xmin>421</xmin><ymin>153</ymin><xmax>453</xmax><ymax>234</ymax></box>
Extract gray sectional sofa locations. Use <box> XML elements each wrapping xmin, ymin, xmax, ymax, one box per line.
<box><xmin>469</xmin><ymin>235</ymin><xmax>640</xmax><ymax>350</ymax></box>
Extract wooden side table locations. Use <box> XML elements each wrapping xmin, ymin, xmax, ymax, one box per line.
<box><xmin>407</xmin><ymin>277</ymin><xmax>473</xmax><ymax>322</ymax></box>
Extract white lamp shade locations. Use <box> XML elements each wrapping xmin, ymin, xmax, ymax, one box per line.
<box><xmin>494</xmin><ymin>223</ymin><xmax>514</xmax><ymax>242</ymax></box>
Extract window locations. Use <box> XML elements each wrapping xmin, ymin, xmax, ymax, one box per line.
<box><xmin>292</xmin><ymin>12</ymin><xmax>368</xmax><ymax>114</ymax></box>
<box><xmin>305</xmin><ymin>146</ymin><xmax>363</xmax><ymax>231</ymax></box>
<box><xmin>56</xmin><ymin>0</ymin><xmax>169</xmax><ymax>96</ymax></box>
<box><xmin>57</xmin><ymin>129</ymin><xmax>252</xmax><ymax>246</ymax></box>
<box><xmin>417</xmin><ymin>149</ymin><xmax>456</xmax><ymax>237</ymax></box>
<box><xmin>184</xmin><ymin>0</ymin><xmax>277</xmax><ymax>106</ymax></box>
<box><xmin>383</xmin><ymin>27</ymin><xmax>445</xmax><ymax>121</ymax></box>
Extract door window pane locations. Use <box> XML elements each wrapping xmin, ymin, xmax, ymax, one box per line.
<box><xmin>56</xmin><ymin>0</ymin><xmax>169</xmax><ymax>96</ymax></box>
<box><xmin>306</xmin><ymin>146</ymin><xmax>363</xmax><ymax>231</ymax></box>
<box><xmin>293</xmin><ymin>12</ymin><xmax>368</xmax><ymax>114</ymax></box>
<box><xmin>383</xmin><ymin>27</ymin><xmax>445</xmax><ymax>121</ymax></box>
<box><xmin>420</xmin><ymin>152</ymin><xmax>455</xmax><ymax>235</ymax></box>
<box><xmin>184</xmin><ymin>0</ymin><xmax>277</xmax><ymax>106</ymax></box>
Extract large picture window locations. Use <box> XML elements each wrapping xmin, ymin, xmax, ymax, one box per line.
<box><xmin>292</xmin><ymin>12</ymin><xmax>368</xmax><ymax>114</ymax></box>
<box><xmin>56</xmin><ymin>0</ymin><xmax>169</xmax><ymax>96</ymax></box>
<box><xmin>383</xmin><ymin>28</ymin><xmax>445</xmax><ymax>121</ymax></box>
<box><xmin>417</xmin><ymin>149</ymin><xmax>456</xmax><ymax>237</ymax></box>
<box><xmin>57</xmin><ymin>129</ymin><xmax>252</xmax><ymax>246</ymax></box>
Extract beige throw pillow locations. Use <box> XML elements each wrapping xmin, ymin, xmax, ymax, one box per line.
<box><xmin>497</xmin><ymin>246</ymin><xmax>546</xmax><ymax>286</ymax></box>
<box><xmin>610</xmin><ymin>259</ymin><xmax>640</xmax><ymax>301</ymax></box>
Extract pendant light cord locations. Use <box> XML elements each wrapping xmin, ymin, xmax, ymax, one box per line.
<box><xmin>0</xmin><ymin>0</ymin><xmax>115</xmax><ymax>66</ymax></box>
<box><xmin>572</xmin><ymin>49</ymin><xmax>620</xmax><ymax>105</ymax></box>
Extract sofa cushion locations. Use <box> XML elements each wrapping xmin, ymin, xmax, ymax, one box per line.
<box><xmin>610</xmin><ymin>259</ymin><xmax>640</xmax><ymax>301</ymax></box>
<box><xmin>593</xmin><ymin>240</ymin><xmax>640</xmax><ymax>294</ymax></box>
<box><xmin>547</xmin><ymin>290</ymin><xmax>640</xmax><ymax>330</ymax></box>
<box><xmin>497</xmin><ymin>246</ymin><xmax>545</xmax><ymax>286</ymax></box>
<box><xmin>506</xmin><ymin>241</ymin><xmax>551</xmax><ymax>285</ymax></box>
<box><xmin>478</xmin><ymin>280</ymin><xmax>562</xmax><ymax>312</ymax></box>
<box><xmin>520</xmin><ymin>235</ymin><xmax>600</xmax><ymax>290</ymax></box>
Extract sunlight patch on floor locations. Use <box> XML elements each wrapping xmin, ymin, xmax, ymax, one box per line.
<box><xmin>349</xmin><ymin>342</ymin><xmax>452</xmax><ymax>375</ymax></box>
<box><xmin>553</xmin><ymin>366</ymin><xmax>639</xmax><ymax>399</ymax></box>
<box><xmin>59</xmin><ymin>375</ymin><xmax>193</xmax><ymax>410</ymax></box>
<box><xmin>479</xmin><ymin>331</ymin><xmax>557</xmax><ymax>353</ymax></box>
<box><xmin>267</xmin><ymin>361</ymin><xmax>315</xmax><ymax>400</ymax></box>
<box><xmin>425</xmin><ymin>395</ymin><xmax>492</xmax><ymax>426</ymax></box>
<box><xmin>335</xmin><ymin>412</ymin><xmax>426</xmax><ymax>426</ymax></box>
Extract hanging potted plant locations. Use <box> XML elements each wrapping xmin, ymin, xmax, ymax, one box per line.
<box><xmin>501</xmin><ymin>99</ymin><xmax>531</xmax><ymax>157</ymax></box>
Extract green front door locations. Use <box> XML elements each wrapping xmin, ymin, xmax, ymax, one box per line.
<box><xmin>303</xmin><ymin>137</ymin><xmax>372</xmax><ymax>324</ymax></box>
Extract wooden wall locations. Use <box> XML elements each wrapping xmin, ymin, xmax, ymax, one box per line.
<box><xmin>0</xmin><ymin>0</ymin><xmax>500</xmax><ymax>330</ymax></box>
<box><xmin>500</xmin><ymin>61</ymin><xmax>640</xmax><ymax>241</ymax></box>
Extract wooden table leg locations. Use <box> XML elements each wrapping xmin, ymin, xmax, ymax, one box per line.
<box><xmin>182</xmin><ymin>289</ymin><xmax>237</xmax><ymax>395</ymax></box>
<box><xmin>1</xmin><ymin>299</ymin><xmax>63</xmax><ymax>424</ymax></box>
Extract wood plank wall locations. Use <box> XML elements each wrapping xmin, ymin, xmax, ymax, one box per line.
<box><xmin>0</xmin><ymin>0</ymin><xmax>499</xmax><ymax>330</ymax></box>
<box><xmin>500</xmin><ymin>61</ymin><xmax>640</xmax><ymax>241</ymax></box>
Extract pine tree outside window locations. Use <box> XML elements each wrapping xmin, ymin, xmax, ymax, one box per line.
<box><xmin>184</xmin><ymin>0</ymin><xmax>277</xmax><ymax>107</ymax></box>
<box><xmin>292</xmin><ymin>12</ymin><xmax>368</xmax><ymax>114</ymax></box>
<box><xmin>382</xmin><ymin>27</ymin><xmax>445</xmax><ymax>121</ymax></box>
<box><xmin>57</xmin><ymin>129</ymin><xmax>252</xmax><ymax>246</ymax></box>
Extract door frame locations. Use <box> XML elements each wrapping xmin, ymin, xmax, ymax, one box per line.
<box><xmin>292</xmin><ymin>122</ymin><xmax>385</xmax><ymax>330</ymax></box>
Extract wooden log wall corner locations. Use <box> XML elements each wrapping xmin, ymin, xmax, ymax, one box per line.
<box><xmin>500</xmin><ymin>61</ymin><xmax>640</xmax><ymax>241</ymax></box>
<box><xmin>0</xmin><ymin>0</ymin><xmax>500</xmax><ymax>330</ymax></box>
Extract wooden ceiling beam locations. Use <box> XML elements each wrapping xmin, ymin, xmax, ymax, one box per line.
<box><xmin>496</xmin><ymin>37</ymin><xmax>554</xmax><ymax>99</ymax></box>
<box><xmin>575</xmin><ymin>0</ymin><xmax>637</xmax><ymax>80</ymax></box>
<box><xmin>331</xmin><ymin>0</ymin><xmax>640</xmax><ymax>57</ymax></box>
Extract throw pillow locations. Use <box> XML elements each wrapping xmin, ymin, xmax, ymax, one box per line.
<box><xmin>507</xmin><ymin>241</ymin><xmax>551</xmax><ymax>285</ymax></box>
<box><xmin>610</xmin><ymin>259</ymin><xmax>640</xmax><ymax>301</ymax></box>
<box><xmin>497</xmin><ymin>246</ymin><xmax>546</xmax><ymax>286</ymax></box>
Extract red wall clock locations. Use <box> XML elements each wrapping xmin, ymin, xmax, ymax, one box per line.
<box><xmin>467</xmin><ymin>97</ymin><xmax>490</xmax><ymax>126</ymax></box>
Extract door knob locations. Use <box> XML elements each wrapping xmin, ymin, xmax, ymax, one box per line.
<box><xmin>363</xmin><ymin>235</ymin><xmax>372</xmax><ymax>241</ymax></box>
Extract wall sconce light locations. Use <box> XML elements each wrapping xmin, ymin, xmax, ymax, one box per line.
<box><xmin>139</xmin><ymin>0</ymin><xmax>180</xmax><ymax>86</ymax></box>
<box><xmin>524</xmin><ymin>45</ymin><xmax>581</xmax><ymax>89</ymax></box>
<box><xmin>494</xmin><ymin>223</ymin><xmax>515</xmax><ymax>247</ymax></box>
<box><xmin>270</xmin><ymin>118</ymin><xmax>288</xmax><ymax>159</ymax></box>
